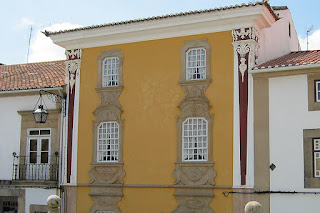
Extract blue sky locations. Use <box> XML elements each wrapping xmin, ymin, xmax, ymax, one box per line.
<box><xmin>1</xmin><ymin>0</ymin><xmax>319</xmax><ymax>65</ymax></box>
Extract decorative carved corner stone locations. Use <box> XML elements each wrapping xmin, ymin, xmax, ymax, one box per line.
<box><xmin>90</xmin><ymin>190</ymin><xmax>123</xmax><ymax>213</ymax></box>
<box><xmin>173</xmin><ymin>163</ymin><xmax>216</xmax><ymax>186</ymax></box>
<box><xmin>178</xmin><ymin>80</ymin><xmax>211</xmax><ymax>119</ymax></box>
<box><xmin>173</xmin><ymin>193</ymin><xmax>214</xmax><ymax>213</ymax></box>
<box><xmin>89</xmin><ymin>164</ymin><xmax>125</xmax><ymax>184</ymax></box>
<box><xmin>96</xmin><ymin>87</ymin><xmax>123</xmax><ymax>109</ymax></box>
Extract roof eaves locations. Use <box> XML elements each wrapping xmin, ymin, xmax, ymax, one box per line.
<box><xmin>272</xmin><ymin>6</ymin><xmax>288</xmax><ymax>10</ymax></box>
<box><xmin>0</xmin><ymin>85</ymin><xmax>64</xmax><ymax>92</ymax></box>
<box><xmin>44</xmin><ymin>1</ymin><xmax>278</xmax><ymax>36</ymax></box>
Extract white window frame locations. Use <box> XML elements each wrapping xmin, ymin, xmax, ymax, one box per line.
<box><xmin>97</xmin><ymin>122</ymin><xmax>119</xmax><ymax>163</ymax></box>
<box><xmin>186</xmin><ymin>48</ymin><xmax>206</xmax><ymax>80</ymax></box>
<box><xmin>27</xmin><ymin>128</ymin><xmax>51</xmax><ymax>164</ymax></box>
<box><xmin>102</xmin><ymin>57</ymin><xmax>119</xmax><ymax>87</ymax></box>
<box><xmin>182</xmin><ymin>117</ymin><xmax>208</xmax><ymax>162</ymax></box>
<box><xmin>314</xmin><ymin>138</ymin><xmax>320</xmax><ymax>177</ymax></box>
<box><xmin>316</xmin><ymin>81</ymin><xmax>320</xmax><ymax>102</ymax></box>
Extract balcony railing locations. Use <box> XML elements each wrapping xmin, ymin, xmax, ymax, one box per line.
<box><xmin>12</xmin><ymin>153</ymin><xmax>58</xmax><ymax>181</ymax></box>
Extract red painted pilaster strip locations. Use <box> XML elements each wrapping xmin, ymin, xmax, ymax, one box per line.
<box><xmin>65</xmin><ymin>49</ymin><xmax>81</xmax><ymax>184</ymax></box>
<box><xmin>239</xmin><ymin>53</ymin><xmax>249</xmax><ymax>185</ymax></box>
<box><xmin>67</xmin><ymin>85</ymin><xmax>75</xmax><ymax>183</ymax></box>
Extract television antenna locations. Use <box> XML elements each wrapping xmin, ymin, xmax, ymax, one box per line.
<box><xmin>26</xmin><ymin>26</ymin><xmax>33</xmax><ymax>63</ymax></box>
<box><xmin>306</xmin><ymin>25</ymin><xmax>314</xmax><ymax>51</ymax></box>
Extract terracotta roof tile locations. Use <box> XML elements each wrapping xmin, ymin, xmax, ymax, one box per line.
<box><xmin>0</xmin><ymin>60</ymin><xmax>66</xmax><ymax>91</ymax></box>
<box><xmin>44</xmin><ymin>1</ymin><xmax>277</xmax><ymax>36</ymax></box>
<box><xmin>254</xmin><ymin>50</ymin><xmax>320</xmax><ymax>70</ymax></box>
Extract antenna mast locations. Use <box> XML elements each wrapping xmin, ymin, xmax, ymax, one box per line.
<box><xmin>27</xmin><ymin>26</ymin><xmax>33</xmax><ymax>63</ymax></box>
<box><xmin>306</xmin><ymin>25</ymin><xmax>314</xmax><ymax>51</ymax></box>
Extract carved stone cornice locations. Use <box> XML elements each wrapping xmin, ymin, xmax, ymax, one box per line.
<box><xmin>65</xmin><ymin>49</ymin><xmax>82</xmax><ymax>60</ymax></box>
<box><xmin>89</xmin><ymin>163</ymin><xmax>125</xmax><ymax>184</ymax></box>
<box><xmin>232</xmin><ymin>27</ymin><xmax>258</xmax><ymax>42</ymax></box>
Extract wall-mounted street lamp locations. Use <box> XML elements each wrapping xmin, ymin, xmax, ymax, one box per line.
<box><xmin>33</xmin><ymin>90</ymin><xmax>66</xmax><ymax>123</ymax></box>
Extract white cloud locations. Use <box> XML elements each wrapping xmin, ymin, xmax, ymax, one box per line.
<box><xmin>14</xmin><ymin>17</ymin><xmax>35</xmax><ymax>30</ymax></box>
<box><xmin>299</xmin><ymin>29</ymin><xmax>320</xmax><ymax>51</ymax></box>
<box><xmin>28</xmin><ymin>23</ymin><xmax>82</xmax><ymax>63</ymax></box>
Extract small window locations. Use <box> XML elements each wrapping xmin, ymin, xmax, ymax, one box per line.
<box><xmin>182</xmin><ymin>117</ymin><xmax>208</xmax><ymax>161</ymax></box>
<box><xmin>315</xmin><ymin>81</ymin><xmax>320</xmax><ymax>102</ymax></box>
<box><xmin>186</xmin><ymin>48</ymin><xmax>206</xmax><ymax>80</ymax></box>
<box><xmin>103</xmin><ymin>57</ymin><xmax>119</xmax><ymax>87</ymax></box>
<box><xmin>97</xmin><ymin>122</ymin><xmax>119</xmax><ymax>162</ymax></box>
<box><xmin>314</xmin><ymin>139</ymin><xmax>320</xmax><ymax>177</ymax></box>
<box><xmin>289</xmin><ymin>23</ymin><xmax>291</xmax><ymax>38</ymax></box>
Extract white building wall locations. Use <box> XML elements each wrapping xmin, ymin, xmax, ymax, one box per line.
<box><xmin>25</xmin><ymin>188</ymin><xmax>57</xmax><ymax>213</ymax></box>
<box><xmin>269</xmin><ymin>75</ymin><xmax>320</xmax><ymax>213</ymax></box>
<box><xmin>0</xmin><ymin>94</ymin><xmax>56</xmax><ymax>180</ymax></box>
<box><xmin>258</xmin><ymin>9</ymin><xmax>300</xmax><ymax>65</ymax></box>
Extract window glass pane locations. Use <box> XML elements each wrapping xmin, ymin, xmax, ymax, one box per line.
<box><xmin>97</xmin><ymin>122</ymin><xmax>119</xmax><ymax>162</ymax></box>
<box><xmin>103</xmin><ymin>57</ymin><xmax>119</xmax><ymax>87</ymax></box>
<box><xmin>186</xmin><ymin>48</ymin><xmax>206</xmax><ymax>80</ymax></box>
<box><xmin>41</xmin><ymin>139</ymin><xmax>49</xmax><ymax>151</ymax></box>
<box><xmin>41</xmin><ymin>152</ymin><xmax>48</xmax><ymax>163</ymax></box>
<box><xmin>30</xmin><ymin>152</ymin><xmax>37</xmax><ymax>163</ymax></box>
<box><xmin>182</xmin><ymin>117</ymin><xmax>208</xmax><ymax>161</ymax></box>
<box><xmin>30</xmin><ymin>140</ymin><xmax>37</xmax><ymax>151</ymax></box>
<box><xmin>40</xmin><ymin>130</ymin><xmax>50</xmax><ymax>135</ymax></box>
<box><xmin>29</xmin><ymin>130</ymin><xmax>39</xmax><ymax>135</ymax></box>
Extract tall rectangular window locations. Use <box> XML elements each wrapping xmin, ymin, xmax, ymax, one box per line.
<box><xmin>186</xmin><ymin>48</ymin><xmax>206</xmax><ymax>80</ymax></box>
<box><xmin>314</xmin><ymin>139</ymin><xmax>320</xmax><ymax>177</ymax></box>
<box><xmin>315</xmin><ymin>81</ymin><xmax>320</xmax><ymax>102</ymax></box>
<box><xmin>103</xmin><ymin>57</ymin><xmax>119</xmax><ymax>87</ymax></box>
<box><xmin>27</xmin><ymin>129</ymin><xmax>50</xmax><ymax>164</ymax></box>
<box><xmin>97</xmin><ymin>122</ymin><xmax>119</xmax><ymax>162</ymax></box>
<box><xmin>182</xmin><ymin>117</ymin><xmax>208</xmax><ymax>161</ymax></box>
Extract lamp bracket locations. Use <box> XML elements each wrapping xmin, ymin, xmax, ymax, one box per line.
<box><xmin>39</xmin><ymin>90</ymin><xmax>67</xmax><ymax>116</ymax></box>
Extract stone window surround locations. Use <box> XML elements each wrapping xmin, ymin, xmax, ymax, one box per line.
<box><xmin>0</xmin><ymin>189</ymin><xmax>25</xmax><ymax>213</ymax></box>
<box><xmin>18</xmin><ymin>110</ymin><xmax>60</xmax><ymax>167</ymax></box>
<box><xmin>304</xmin><ymin>129</ymin><xmax>320</xmax><ymax>188</ymax></box>
<box><xmin>172</xmin><ymin>39</ymin><xmax>215</xmax><ymax>213</ymax></box>
<box><xmin>88</xmin><ymin>49</ymin><xmax>125</xmax><ymax>213</ymax></box>
<box><xmin>97</xmin><ymin>49</ymin><xmax>123</xmax><ymax>89</ymax></box>
<box><xmin>30</xmin><ymin>204</ymin><xmax>48</xmax><ymax>213</ymax></box>
<box><xmin>308</xmin><ymin>73</ymin><xmax>320</xmax><ymax>111</ymax></box>
<box><xmin>180</xmin><ymin>39</ymin><xmax>211</xmax><ymax>82</ymax></box>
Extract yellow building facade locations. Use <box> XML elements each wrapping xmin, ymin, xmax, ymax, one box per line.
<box><xmin>77</xmin><ymin>32</ymin><xmax>234</xmax><ymax>212</ymax></box>
<box><xmin>47</xmin><ymin>2</ymin><xmax>279</xmax><ymax>212</ymax></box>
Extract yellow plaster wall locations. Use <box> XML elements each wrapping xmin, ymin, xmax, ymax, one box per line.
<box><xmin>76</xmin><ymin>31</ymin><xmax>234</xmax><ymax>212</ymax></box>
